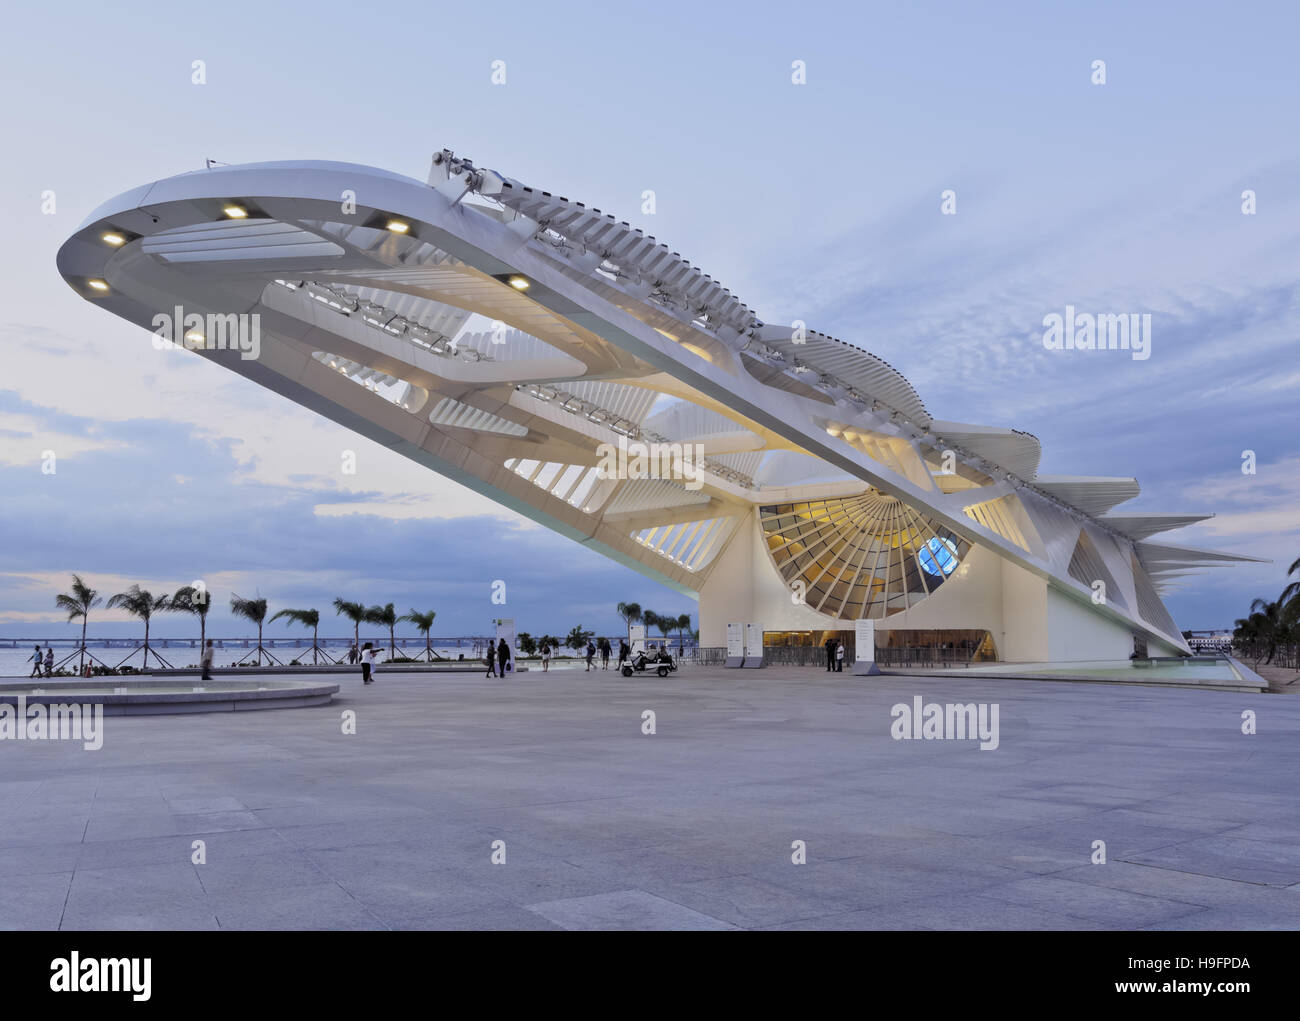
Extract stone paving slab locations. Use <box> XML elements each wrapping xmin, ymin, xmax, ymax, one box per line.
<box><xmin>0</xmin><ymin>666</ymin><xmax>1295</xmax><ymax>930</ymax></box>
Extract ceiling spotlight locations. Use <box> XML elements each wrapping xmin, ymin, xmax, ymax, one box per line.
<box><xmin>101</xmin><ymin>232</ymin><xmax>126</xmax><ymax>247</ymax></box>
<box><xmin>87</xmin><ymin>279</ymin><xmax>109</xmax><ymax>292</ymax></box>
<box><xmin>385</xmin><ymin>219</ymin><xmax>410</xmax><ymax>234</ymax></box>
<box><xmin>507</xmin><ymin>276</ymin><xmax>530</xmax><ymax>291</ymax></box>
<box><xmin>222</xmin><ymin>205</ymin><xmax>248</xmax><ymax>219</ymax></box>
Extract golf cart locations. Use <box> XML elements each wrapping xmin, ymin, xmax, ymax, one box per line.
<box><xmin>622</xmin><ymin>648</ymin><xmax>678</xmax><ymax>677</ymax></box>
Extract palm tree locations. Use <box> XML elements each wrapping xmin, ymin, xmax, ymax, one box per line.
<box><xmin>649</xmin><ymin>611</ymin><xmax>675</xmax><ymax>648</ymax></box>
<box><xmin>1281</xmin><ymin>556</ymin><xmax>1300</xmax><ymax>607</ymax></box>
<box><xmin>171</xmin><ymin>584</ymin><xmax>212</xmax><ymax>659</ymax></box>
<box><xmin>642</xmin><ymin>610</ymin><xmax>660</xmax><ymax>650</ymax></box>
<box><xmin>365</xmin><ymin>603</ymin><xmax>398</xmax><ymax>657</ymax></box>
<box><xmin>333</xmin><ymin>598</ymin><xmax>366</xmax><ymax>652</ymax></box>
<box><xmin>676</xmin><ymin>612</ymin><xmax>692</xmax><ymax>655</ymax></box>
<box><xmin>269</xmin><ymin>607</ymin><xmax>325</xmax><ymax>665</ymax></box>
<box><xmin>398</xmin><ymin>608</ymin><xmax>439</xmax><ymax>661</ymax></box>
<box><xmin>1240</xmin><ymin>598</ymin><xmax>1284</xmax><ymax>666</ymax></box>
<box><xmin>230</xmin><ymin>594</ymin><xmax>277</xmax><ymax>665</ymax></box>
<box><xmin>55</xmin><ymin>574</ymin><xmax>102</xmax><ymax>673</ymax></box>
<box><xmin>617</xmin><ymin>601</ymin><xmax>642</xmax><ymax>643</ymax></box>
<box><xmin>106</xmin><ymin>585</ymin><xmax>172</xmax><ymax>670</ymax></box>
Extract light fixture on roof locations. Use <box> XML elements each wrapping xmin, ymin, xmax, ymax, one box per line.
<box><xmin>87</xmin><ymin>279</ymin><xmax>109</xmax><ymax>292</ymax></box>
<box><xmin>385</xmin><ymin>219</ymin><xmax>410</xmax><ymax>234</ymax></box>
<box><xmin>101</xmin><ymin>232</ymin><xmax>126</xmax><ymax>247</ymax></box>
<box><xmin>222</xmin><ymin>205</ymin><xmax>248</xmax><ymax>219</ymax></box>
<box><xmin>507</xmin><ymin>275</ymin><xmax>530</xmax><ymax>291</ymax></box>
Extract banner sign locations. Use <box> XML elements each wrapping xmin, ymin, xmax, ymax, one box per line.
<box><xmin>725</xmin><ymin>622</ymin><xmax>744</xmax><ymax>667</ymax></box>
<box><xmin>743</xmin><ymin>622</ymin><xmax>764</xmax><ymax>668</ymax></box>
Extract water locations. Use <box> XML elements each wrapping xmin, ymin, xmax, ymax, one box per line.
<box><xmin>0</xmin><ymin>640</ymin><xmax>490</xmax><ymax>677</ymax></box>
<box><xmin>962</xmin><ymin>658</ymin><xmax>1242</xmax><ymax>682</ymax></box>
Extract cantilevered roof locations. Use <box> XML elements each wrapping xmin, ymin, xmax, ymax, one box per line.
<box><xmin>930</xmin><ymin>421</ymin><xmax>1042</xmax><ymax>481</ymax></box>
<box><xmin>1098</xmin><ymin>513</ymin><xmax>1214</xmax><ymax>541</ymax></box>
<box><xmin>1033</xmin><ymin>475</ymin><xmax>1141</xmax><ymax>516</ymax></box>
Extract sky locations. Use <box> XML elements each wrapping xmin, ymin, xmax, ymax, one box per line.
<box><xmin>1</xmin><ymin>0</ymin><xmax>1297</xmax><ymax>641</ymax></box>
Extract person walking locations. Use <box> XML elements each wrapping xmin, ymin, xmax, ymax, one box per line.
<box><xmin>484</xmin><ymin>641</ymin><xmax>498</xmax><ymax>677</ymax></box>
<box><xmin>347</xmin><ymin>643</ymin><xmax>359</xmax><ymax>665</ymax></box>
<box><xmin>585</xmin><ymin>639</ymin><xmax>595</xmax><ymax>671</ymax></box>
<box><xmin>835</xmin><ymin>640</ymin><xmax>845</xmax><ymax>673</ymax></box>
<box><xmin>200</xmin><ymin>639</ymin><xmax>214</xmax><ymax>681</ymax></box>
<box><xmin>44</xmin><ymin>646</ymin><xmax>55</xmax><ymax>678</ymax></box>
<box><xmin>599</xmin><ymin>637</ymin><xmax>611</xmax><ymax>670</ymax></box>
<box><xmin>29</xmin><ymin>644</ymin><xmax>43</xmax><ymax>678</ymax></box>
<box><xmin>361</xmin><ymin>642</ymin><xmax>378</xmax><ymax>684</ymax></box>
<box><xmin>618</xmin><ymin>639</ymin><xmax>629</xmax><ymax>670</ymax></box>
<box><xmin>496</xmin><ymin>638</ymin><xmax>509</xmax><ymax>678</ymax></box>
<box><xmin>541</xmin><ymin>641</ymin><xmax>551</xmax><ymax>673</ymax></box>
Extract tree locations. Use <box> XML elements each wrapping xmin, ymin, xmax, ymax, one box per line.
<box><xmin>642</xmin><ymin>610</ymin><xmax>660</xmax><ymax>642</ymax></box>
<box><xmin>269</xmin><ymin>607</ymin><xmax>323</xmax><ymax>665</ymax></box>
<box><xmin>55</xmin><ymin>574</ymin><xmax>102</xmax><ymax>674</ymax></box>
<box><xmin>1237</xmin><ymin>598</ymin><xmax>1285</xmax><ymax>666</ymax></box>
<box><xmin>517</xmin><ymin>632</ymin><xmax>537</xmax><ymax>657</ymax></box>
<box><xmin>333</xmin><ymin>598</ymin><xmax>366</xmax><ymax>651</ymax></box>
<box><xmin>676</xmin><ymin>612</ymin><xmax>692</xmax><ymax>654</ymax></box>
<box><xmin>230</xmin><ymin>594</ymin><xmax>276</xmax><ymax>665</ymax></box>
<box><xmin>365</xmin><ymin>603</ymin><xmax>398</xmax><ymax>657</ymax></box>
<box><xmin>616</xmin><ymin>601</ymin><xmax>642</xmax><ymax>642</ymax></box>
<box><xmin>398</xmin><ymin>608</ymin><xmax>439</xmax><ymax>661</ymax></box>
<box><xmin>106</xmin><ymin>585</ymin><xmax>172</xmax><ymax>670</ymax></box>
<box><xmin>171</xmin><ymin>584</ymin><xmax>213</xmax><ymax>658</ymax></box>
<box><xmin>566</xmin><ymin>625</ymin><xmax>594</xmax><ymax>651</ymax></box>
<box><xmin>648</xmin><ymin>611</ymin><xmax>674</xmax><ymax>647</ymax></box>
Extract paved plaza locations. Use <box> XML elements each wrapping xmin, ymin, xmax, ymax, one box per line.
<box><xmin>2</xmin><ymin>666</ymin><xmax>1297</xmax><ymax>930</ymax></box>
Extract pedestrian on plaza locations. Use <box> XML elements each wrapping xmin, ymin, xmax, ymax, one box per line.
<box><xmin>599</xmin><ymin>637</ymin><xmax>611</xmax><ymax>670</ymax></box>
<box><xmin>200</xmin><ymin>639</ymin><xmax>215</xmax><ymax>681</ymax></box>
<box><xmin>835</xmin><ymin>640</ymin><xmax>845</xmax><ymax>673</ymax></box>
<box><xmin>29</xmin><ymin>644</ymin><xmax>43</xmax><ymax>678</ymax></box>
<box><xmin>497</xmin><ymin>638</ymin><xmax>510</xmax><ymax>677</ymax></box>
<box><xmin>541</xmin><ymin>641</ymin><xmax>551</xmax><ymax>673</ymax></box>
<box><xmin>825</xmin><ymin>638</ymin><xmax>837</xmax><ymax>672</ymax></box>
<box><xmin>585</xmin><ymin>639</ymin><xmax>596</xmax><ymax>671</ymax></box>
<box><xmin>361</xmin><ymin>642</ymin><xmax>378</xmax><ymax>684</ymax></box>
<box><xmin>44</xmin><ymin>646</ymin><xmax>54</xmax><ymax>678</ymax></box>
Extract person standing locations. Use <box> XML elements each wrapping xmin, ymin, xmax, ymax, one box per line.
<box><xmin>825</xmin><ymin>638</ymin><xmax>836</xmax><ymax>672</ymax></box>
<box><xmin>347</xmin><ymin>643</ymin><xmax>359</xmax><ymax>665</ymax></box>
<box><xmin>599</xmin><ymin>637</ymin><xmax>611</xmax><ymax>670</ymax></box>
<box><xmin>541</xmin><ymin>641</ymin><xmax>551</xmax><ymax>673</ymax></box>
<box><xmin>29</xmin><ymin>644</ymin><xmax>43</xmax><ymax>678</ymax></box>
<box><xmin>200</xmin><ymin>639</ymin><xmax>215</xmax><ymax>681</ymax></box>
<box><xmin>618</xmin><ymin>639</ymin><xmax>629</xmax><ymax>670</ymax></box>
<box><xmin>496</xmin><ymin>638</ymin><xmax>509</xmax><ymax>678</ymax></box>
<box><xmin>44</xmin><ymin>646</ymin><xmax>55</xmax><ymax>678</ymax></box>
<box><xmin>361</xmin><ymin>642</ymin><xmax>377</xmax><ymax>684</ymax></box>
<box><xmin>835</xmin><ymin>640</ymin><xmax>845</xmax><ymax>673</ymax></box>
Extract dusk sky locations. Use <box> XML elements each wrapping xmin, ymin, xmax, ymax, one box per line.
<box><xmin>2</xmin><ymin>0</ymin><xmax>1297</xmax><ymax>641</ymax></box>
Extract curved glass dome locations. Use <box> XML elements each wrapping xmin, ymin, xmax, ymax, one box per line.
<box><xmin>760</xmin><ymin>492</ymin><xmax>970</xmax><ymax>619</ymax></box>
